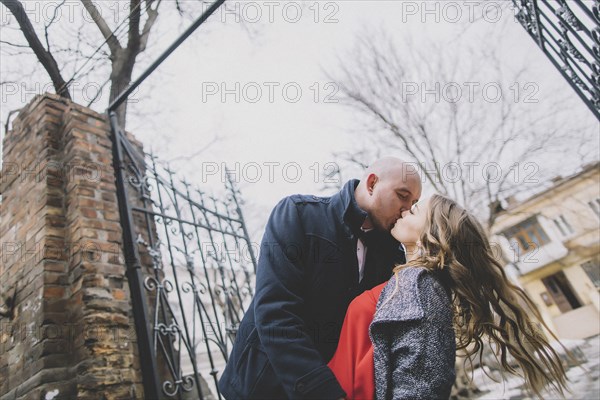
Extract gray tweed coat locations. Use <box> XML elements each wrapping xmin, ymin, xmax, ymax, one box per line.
<box><xmin>369</xmin><ymin>267</ymin><xmax>456</xmax><ymax>400</ymax></box>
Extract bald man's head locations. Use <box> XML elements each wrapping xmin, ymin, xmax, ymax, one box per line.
<box><xmin>355</xmin><ymin>157</ymin><xmax>422</xmax><ymax>232</ymax></box>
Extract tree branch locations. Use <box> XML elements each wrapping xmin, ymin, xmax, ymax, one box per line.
<box><xmin>0</xmin><ymin>39</ymin><xmax>28</xmax><ymax>48</ymax></box>
<box><xmin>0</xmin><ymin>0</ymin><xmax>71</xmax><ymax>99</ymax></box>
<box><xmin>44</xmin><ymin>0</ymin><xmax>64</xmax><ymax>52</ymax></box>
<box><xmin>80</xmin><ymin>0</ymin><xmax>121</xmax><ymax>54</ymax></box>
<box><xmin>139</xmin><ymin>0</ymin><xmax>161</xmax><ymax>52</ymax></box>
<box><xmin>128</xmin><ymin>0</ymin><xmax>141</xmax><ymax>52</ymax></box>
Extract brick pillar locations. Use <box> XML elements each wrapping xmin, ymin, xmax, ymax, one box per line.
<box><xmin>0</xmin><ymin>94</ymin><xmax>144</xmax><ymax>399</ymax></box>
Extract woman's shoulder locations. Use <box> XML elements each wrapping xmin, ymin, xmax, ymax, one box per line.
<box><xmin>373</xmin><ymin>266</ymin><xmax>450</xmax><ymax>324</ymax></box>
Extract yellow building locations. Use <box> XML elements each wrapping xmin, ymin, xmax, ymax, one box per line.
<box><xmin>491</xmin><ymin>162</ymin><xmax>600</xmax><ymax>340</ymax></box>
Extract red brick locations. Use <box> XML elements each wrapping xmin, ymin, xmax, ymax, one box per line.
<box><xmin>112</xmin><ymin>289</ymin><xmax>126</xmax><ymax>301</ymax></box>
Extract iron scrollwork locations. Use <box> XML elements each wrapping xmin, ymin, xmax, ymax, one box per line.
<box><xmin>512</xmin><ymin>0</ymin><xmax>600</xmax><ymax>120</ymax></box>
<box><xmin>117</xmin><ymin>134</ymin><xmax>257</xmax><ymax>399</ymax></box>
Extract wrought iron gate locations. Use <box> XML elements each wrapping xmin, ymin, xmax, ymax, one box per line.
<box><xmin>103</xmin><ymin>2</ymin><xmax>253</xmax><ymax>398</ymax></box>
<box><xmin>512</xmin><ymin>0</ymin><xmax>600</xmax><ymax>120</ymax></box>
<box><xmin>110</xmin><ymin>113</ymin><xmax>256</xmax><ymax>400</ymax></box>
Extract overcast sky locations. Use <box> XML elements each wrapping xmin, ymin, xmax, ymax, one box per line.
<box><xmin>2</xmin><ymin>0</ymin><xmax>599</xmax><ymax>239</ymax></box>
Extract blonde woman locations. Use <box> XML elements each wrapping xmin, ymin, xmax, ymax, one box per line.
<box><xmin>327</xmin><ymin>194</ymin><xmax>569</xmax><ymax>399</ymax></box>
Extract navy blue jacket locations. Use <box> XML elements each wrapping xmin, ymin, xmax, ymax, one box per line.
<box><xmin>218</xmin><ymin>179</ymin><xmax>405</xmax><ymax>399</ymax></box>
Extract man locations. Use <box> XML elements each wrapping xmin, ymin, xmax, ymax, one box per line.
<box><xmin>218</xmin><ymin>157</ymin><xmax>422</xmax><ymax>399</ymax></box>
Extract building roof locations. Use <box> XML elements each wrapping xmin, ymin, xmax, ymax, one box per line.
<box><xmin>497</xmin><ymin>161</ymin><xmax>599</xmax><ymax>216</ymax></box>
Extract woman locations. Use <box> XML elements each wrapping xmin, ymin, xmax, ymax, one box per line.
<box><xmin>327</xmin><ymin>194</ymin><xmax>569</xmax><ymax>399</ymax></box>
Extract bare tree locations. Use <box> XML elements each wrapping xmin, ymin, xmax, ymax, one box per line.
<box><xmin>80</xmin><ymin>0</ymin><xmax>159</xmax><ymax>127</ymax></box>
<box><xmin>0</xmin><ymin>0</ymin><xmax>233</xmax><ymax>128</ymax></box>
<box><xmin>325</xmin><ymin>24</ymin><xmax>597</xmax><ymax>233</ymax></box>
<box><xmin>324</xmin><ymin>21</ymin><xmax>598</xmax><ymax>400</ymax></box>
<box><xmin>1</xmin><ymin>0</ymin><xmax>72</xmax><ymax>98</ymax></box>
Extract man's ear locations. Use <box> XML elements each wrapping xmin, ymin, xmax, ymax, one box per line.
<box><xmin>366</xmin><ymin>173</ymin><xmax>378</xmax><ymax>195</ymax></box>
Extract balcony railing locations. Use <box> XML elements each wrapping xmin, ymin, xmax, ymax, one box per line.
<box><xmin>511</xmin><ymin>239</ymin><xmax>569</xmax><ymax>275</ymax></box>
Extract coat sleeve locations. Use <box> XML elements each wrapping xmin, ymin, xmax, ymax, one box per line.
<box><xmin>253</xmin><ymin>197</ymin><xmax>346</xmax><ymax>400</ymax></box>
<box><xmin>371</xmin><ymin>273</ymin><xmax>456</xmax><ymax>400</ymax></box>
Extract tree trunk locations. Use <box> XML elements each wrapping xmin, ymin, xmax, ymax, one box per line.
<box><xmin>109</xmin><ymin>48</ymin><xmax>138</xmax><ymax>128</ymax></box>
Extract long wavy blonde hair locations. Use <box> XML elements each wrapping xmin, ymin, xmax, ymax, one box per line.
<box><xmin>391</xmin><ymin>194</ymin><xmax>569</xmax><ymax>397</ymax></box>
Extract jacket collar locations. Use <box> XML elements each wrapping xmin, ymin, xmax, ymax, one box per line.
<box><xmin>334</xmin><ymin>179</ymin><xmax>368</xmax><ymax>238</ymax></box>
<box><xmin>371</xmin><ymin>268</ymin><xmax>426</xmax><ymax>325</ymax></box>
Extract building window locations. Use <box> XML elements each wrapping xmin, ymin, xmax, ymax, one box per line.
<box><xmin>588</xmin><ymin>198</ymin><xmax>600</xmax><ymax>218</ymax></box>
<box><xmin>553</xmin><ymin>214</ymin><xmax>574</xmax><ymax>236</ymax></box>
<box><xmin>581</xmin><ymin>260</ymin><xmax>600</xmax><ymax>288</ymax></box>
<box><xmin>504</xmin><ymin>217</ymin><xmax>550</xmax><ymax>253</ymax></box>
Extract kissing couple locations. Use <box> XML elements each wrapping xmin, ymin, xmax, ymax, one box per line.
<box><xmin>218</xmin><ymin>157</ymin><xmax>569</xmax><ymax>400</ymax></box>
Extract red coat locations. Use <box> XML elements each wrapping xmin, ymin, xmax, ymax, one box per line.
<box><xmin>327</xmin><ymin>281</ymin><xmax>388</xmax><ymax>400</ymax></box>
